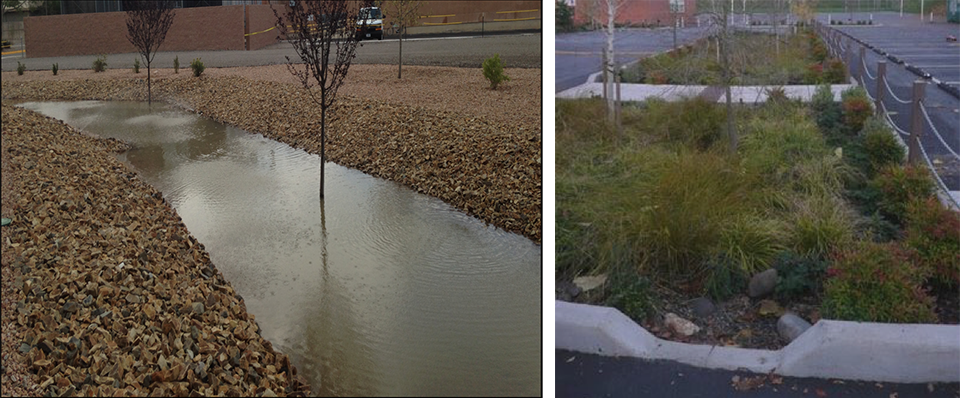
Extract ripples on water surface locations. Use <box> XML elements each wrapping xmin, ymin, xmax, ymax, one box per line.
<box><xmin>19</xmin><ymin>101</ymin><xmax>542</xmax><ymax>396</ymax></box>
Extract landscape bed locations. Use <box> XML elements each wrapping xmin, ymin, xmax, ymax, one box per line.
<box><xmin>622</xmin><ymin>29</ymin><xmax>848</xmax><ymax>86</ymax></box>
<box><xmin>1</xmin><ymin>104</ymin><xmax>309</xmax><ymax>396</ymax></box>
<box><xmin>555</xmin><ymin>86</ymin><xmax>959</xmax><ymax>350</ymax></box>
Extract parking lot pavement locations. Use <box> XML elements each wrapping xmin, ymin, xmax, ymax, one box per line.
<box><xmin>556</xmin><ymin>349</ymin><xmax>960</xmax><ymax>398</ymax></box>
<box><xmin>0</xmin><ymin>32</ymin><xmax>541</xmax><ymax>72</ymax></box>
<box><xmin>817</xmin><ymin>12</ymin><xmax>959</xmax><ymax>193</ymax></box>
<box><xmin>555</xmin><ymin>26</ymin><xmax>709</xmax><ymax>93</ymax></box>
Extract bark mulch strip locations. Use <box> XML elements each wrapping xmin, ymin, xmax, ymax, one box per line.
<box><xmin>1</xmin><ymin>104</ymin><xmax>309</xmax><ymax>397</ymax></box>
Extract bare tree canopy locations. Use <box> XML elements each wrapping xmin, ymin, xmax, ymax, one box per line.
<box><xmin>273</xmin><ymin>0</ymin><xmax>362</xmax><ymax>198</ymax></box>
<box><xmin>125</xmin><ymin>0</ymin><xmax>176</xmax><ymax>105</ymax></box>
<box><xmin>378</xmin><ymin>0</ymin><xmax>422</xmax><ymax>79</ymax></box>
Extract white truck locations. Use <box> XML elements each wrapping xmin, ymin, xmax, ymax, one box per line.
<box><xmin>355</xmin><ymin>6</ymin><xmax>384</xmax><ymax>41</ymax></box>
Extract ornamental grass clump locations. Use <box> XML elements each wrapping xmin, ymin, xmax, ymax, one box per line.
<box><xmin>17</xmin><ymin>61</ymin><xmax>25</xmax><ymax>75</ymax></box>
<box><xmin>51</xmin><ymin>63</ymin><xmax>58</xmax><ymax>75</ymax></box>
<box><xmin>190</xmin><ymin>57</ymin><xmax>205</xmax><ymax>77</ymax></box>
<box><xmin>133</xmin><ymin>57</ymin><xmax>141</xmax><ymax>73</ymax></box>
<box><xmin>822</xmin><ymin>241</ymin><xmax>936</xmax><ymax>323</ymax></box>
<box><xmin>482</xmin><ymin>54</ymin><xmax>510</xmax><ymax>90</ymax></box>
<box><xmin>174</xmin><ymin>55</ymin><xmax>179</xmax><ymax>74</ymax></box>
<box><xmin>871</xmin><ymin>164</ymin><xmax>935</xmax><ymax>225</ymax></box>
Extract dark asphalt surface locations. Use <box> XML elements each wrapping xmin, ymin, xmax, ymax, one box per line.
<box><xmin>555</xmin><ymin>26</ymin><xmax>709</xmax><ymax>92</ymax></box>
<box><xmin>557</xmin><ymin>349</ymin><xmax>960</xmax><ymax>398</ymax></box>
<box><xmin>1</xmin><ymin>32</ymin><xmax>542</xmax><ymax>71</ymax></box>
<box><xmin>817</xmin><ymin>12</ymin><xmax>959</xmax><ymax>191</ymax></box>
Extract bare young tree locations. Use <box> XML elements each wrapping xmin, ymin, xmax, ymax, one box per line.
<box><xmin>273</xmin><ymin>1</ymin><xmax>362</xmax><ymax>199</ymax></box>
<box><xmin>701</xmin><ymin>0</ymin><xmax>738</xmax><ymax>152</ymax></box>
<box><xmin>584</xmin><ymin>0</ymin><xmax>626</xmax><ymax>123</ymax></box>
<box><xmin>125</xmin><ymin>0</ymin><xmax>176</xmax><ymax>105</ymax></box>
<box><xmin>378</xmin><ymin>0</ymin><xmax>421</xmax><ymax>79</ymax></box>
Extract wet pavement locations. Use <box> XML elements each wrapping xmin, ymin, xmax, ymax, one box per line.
<box><xmin>555</xmin><ymin>26</ymin><xmax>709</xmax><ymax>92</ymax></box>
<box><xmin>556</xmin><ymin>349</ymin><xmax>960</xmax><ymax>398</ymax></box>
<box><xmin>817</xmin><ymin>12</ymin><xmax>959</xmax><ymax>193</ymax></box>
<box><xmin>18</xmin><ymin>100</ymin><xmax>543</xmax><ymax>396</ymax></box>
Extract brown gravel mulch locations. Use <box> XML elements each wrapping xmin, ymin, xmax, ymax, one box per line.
<box><xmin>1</xmin><ymin>66</ymin><xmax>542</xmax><ymax>243</ymax></box>
<box><xmin>1</xmin><ymin>104</ymin><xmax>309</xmax><ymax>396</ymax></box>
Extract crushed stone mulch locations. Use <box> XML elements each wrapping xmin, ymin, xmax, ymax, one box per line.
<box><xmin>1</xmin><ymin>104</ymin><xmax>309</xmax><ymax>397</ymax></box>
<box><xmin>1</xmin><ymin>75</ymin><xmax>542</xmax><ymax>244</ymax></box>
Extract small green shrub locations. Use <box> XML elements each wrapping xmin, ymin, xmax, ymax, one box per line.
<box><xmin>822</xmin><ymin>241</ymin><xmax>936</xmax><ymax>323</ymax></box>
<box><xmin>765</xmin><ymin>86</ymin><xmax>790</xmax><ymax>105</ymax></box>
<box><xmin>774</xmin><ymin>251</ymin><xmax>828</xmax><ymax>301</ymax></box>
<box><xmin>824</xmin><ymin>58</ymin><xmax>846</xmax><ymax>83</ymax></box>
<box><xmin>605</xmin><ymin>266</ymin><xmax>654</xmax><ymax>321</ymax></box>
<box><xmin>719</xmin><ymin>215</ymin><xmax>787</xmax><ymax>275</ymax></box>
<box><xmin>904</xmin><ymin>198</ymin><xmax>960</xmax><ymax>287</ymax></box>
<box><xmin>640</xmin><ymin>98</ymin><xmax>724</xmax><ymax>150</ymax></box>
<box><xmin>16</xmin><ymin>61</ymin><xmax>25</xmax><ymax>75</ymax></box>
<box><xmin>841</xmin><ymin>96</ymin><xmax>871</xmax><ymax>134</ymax></box>
<box><xmin>93</xmin><ymin>54</ymin><xmax>107</xmax><ymax>72</ymax></box>
<box><xmin>704</xmin><ymin>255</ymin><xmax>749</xmax><ymax>301</ymax></box>
<box><xmin>482</xmin><ymin>54</ymin><xmax>510</xmax><ymax>89</ymax></box>
<box><xmin>804</xmin><ymin>62</ymin><xmax>824</xmax><ymax>84</ymax></box>
<box><xmin>861</xmin><ymin>117</ymin><xmax>904</xmax><ymax>174</ymax></box>
<box><xmin>190</xmin><ymin>57</ymin><xmax>205</xmax><ymax>77</ymax></box>
<box><xmin>872</xmin><ymin>165</ymin><xmax>935</xmax><ymax>225</ymax></box>
<box><xmin>133</xmin><ymin>57</ymin><xmax>140</xmax><ymax>73</ymax></box>
<box><xmin>174</xmin><ymin>55</ymin><xmax>179</xmax><ymax>74</ymax></box>
<box><xmin>840</xmin><ymin>85</ymin><xmax>868</xmax><ymax>103</ymax></box>
<box><xmin>51</xmin><ymin>63</ymin><xmax>58</xmax><ymax>75</ymax></box>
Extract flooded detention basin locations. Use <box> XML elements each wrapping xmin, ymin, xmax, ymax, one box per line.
<box><xmin>18</xmin><ymin>101</ymin><xmax>542</xmax><ymax>396</ymax></box>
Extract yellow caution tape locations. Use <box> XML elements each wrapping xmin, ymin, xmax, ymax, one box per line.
<box><xmin>244</xmin><ymin>25</ymin><xmax>277</xmax><ymax>37</ymax></box>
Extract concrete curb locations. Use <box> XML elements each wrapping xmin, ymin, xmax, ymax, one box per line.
<box><xmin>556</xmin><ymin>300</ymin><xmax>960</xmax><ymax>383</ymax></box>
<box><xmin>556</xmin><ymin>81</ymin><xmax>855</xmax><ymax>104</ymax></box>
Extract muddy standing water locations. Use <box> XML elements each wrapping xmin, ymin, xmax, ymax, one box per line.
<box><xmin>19</xmin><ymin>101</ymin><xmax>542</xmax><ymax>396</ymax></box>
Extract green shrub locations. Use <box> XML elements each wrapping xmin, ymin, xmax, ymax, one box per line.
<box><xmin>482</xmin><ymin>54</ymin><xmax>510</xmax><ymax>90</ymax></box>
<box><xmin>841</xmin><ymin>96</ymin><xmax>872</xmax><ymax>134</ymax></box>
<box><xmin>765</xmin><ymin>86</ymin><xmax>790</xmax><ymax>105</ymax></box>
<box><xmin>804</xmin><ymin>62</ymin><xmax>824</xmax><ymax>84</ymax></box>
<box><xmin>190</xmin><ymin>57</ymin><xmax>205</xmax><ymax>77</ymax></box>
<box><xmin>556</xmin><ymin>0</ymin><xmax>574</xmax><ymax>32</ymax></box>
<box><xmin>824</xmin><ymin>58</ymin><xmax>846</xmax><ymax>83</ymax></box>
<box><xmin>16</xmin><ymin>61</ymin><xmax>25</xmax><ymax>75</ymax></box>
<box><xmin>605</xmin><ymin>266</ymin><xmax>654</xmax><ymax>321</ymax></box>
<box><xmin>861</xmin><ymin>117</ymin><xmax>904</xmax><ymax>174</ymax></box>
<box><xmin>904</xmin><ymin>198</ymin><xmax>960</xmax><ymax>287</ymax></box>
<box><xmin>822</xmin><ymin>241</ymin><xmax>936</xmax><ymax>323</ymax></box>
<box><xmin>51</xmin><ymin>63</ymin><xmax>58</xmax><ymax>76</ymax></box>
<box><xmin>840</xmin><ymin>85</ymin><xmax>868</xmax><ymax>103</ymax></box>
<box><xmin>133</xmin><ymin>57</ymin><xmax>140</xmax><ymax>73</ymax></box>
<box><xmin>174</xmin><ymin>55</ymin><xmax>179</xmax><ymax>74</ymax></box>
<box><xmin>704</xmin><ymin>255</ymin><xmax>749</xmax><ymax>301</ymax></box>
<box><xmin>774</xmin><ymin>251</ymin><xmax>828</xmax><ymax>301</ymax></box>
<box><xmin>811</xmin><ymin>84</ymin><xmax>842</xmax><ymax>131</ymax></box>
<box><xmin>93</xmin><ymin>54</ymin><xmax>107</xmax><ymax>72</ymax></box>
<box><xmin>872</xmin><ymin>165</ymin><xmax>935</xmax><ymax>225</ymax></box>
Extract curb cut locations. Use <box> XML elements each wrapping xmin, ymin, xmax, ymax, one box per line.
<box><xmin>556</xmin><ymin>300</ymin><xmax>960</xmax><ymax>383</ymax></box>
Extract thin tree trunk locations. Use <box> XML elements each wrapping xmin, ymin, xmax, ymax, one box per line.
<box><xmin>147</xmin><ymin>62</ymin><xmax>152</xmax><ymax>105</ymax></box>
<box><xmin>399</xmin><ymin>33</ymin><xmax>403</xmax><ymax>79</ymax></box>
<box><xmin>320</xmin><ymin>105</ymin><xmax>326</xmax><ymax>199</ymax></box>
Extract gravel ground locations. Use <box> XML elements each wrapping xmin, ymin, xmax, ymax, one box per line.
<box><xmin>1</xmin><ymin>65</ymin><xmax>542</xmax><ymax>242</ymax></box>
<box><xmin>1</xmin><ymin>104</ymin><xmax>310</xmax><ymax>396</ymax></box>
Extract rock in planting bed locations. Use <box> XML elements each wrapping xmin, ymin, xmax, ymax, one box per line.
<box><xmin>1</xmin><ymin>104</ymin><xmax>309</xmax><ymax>396</ymax></box>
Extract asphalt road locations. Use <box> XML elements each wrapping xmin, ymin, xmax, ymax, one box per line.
<box><xmin>0</xmin><ymin>32</ymin><xmax>542</xmax><ymax>71</ymax></box>
<box><xmin>556</xmin><ymin>349</ymin><xmax>960</xmax><ymax>398</ymax></box>
<box><xmin>818</xmin><ymin>12</ymin><xmax>959</xmax><ymax>192</ymax></box>
<box><xmin>555</xmin><ymin>26</ymin><xmax>710</xmax><ymax>93</ymax></box>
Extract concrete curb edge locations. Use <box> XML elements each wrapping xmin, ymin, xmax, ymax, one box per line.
<box><xmin>556</xmin><ymin>300</ymin><xmax>960</xmax><ymax>383</ymax></box>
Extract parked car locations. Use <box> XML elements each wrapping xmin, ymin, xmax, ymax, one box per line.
<box><xmin>355</xmin><ymin>7</ymin><xmax>384</xmax><ymax>41</ymax></box>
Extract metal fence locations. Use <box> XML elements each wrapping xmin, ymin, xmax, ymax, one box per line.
<box><xmin>814</xmin><ymin>20</ymin><xmax>959</xmax><ymax>210</ymax></box>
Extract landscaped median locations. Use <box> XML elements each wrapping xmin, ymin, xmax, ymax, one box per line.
<box><xmin>1</xmin><ymin>104</ymin><xmax>309</xmax><ymax>396</ymax></box>
<box><xmin>1</xmin><ymin>73</ymin><xmax>542</xmax><ymax>243</ymax></box>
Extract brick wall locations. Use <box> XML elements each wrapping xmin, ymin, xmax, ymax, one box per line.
<box><xmin>574</xmin><ymin>0</ymin><xmax>697</xmax><ymax>27</ymax></box>
<box><xmin>24</xmin><ymin>5</ymin><xmax>245</xmax><ymax>58</ymax></box>
<box><xmin>245</xmin><ymin>5</ymin><xmax>280</xmax><ymax>51</ymax></box>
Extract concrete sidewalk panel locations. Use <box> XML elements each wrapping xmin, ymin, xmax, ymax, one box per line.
<box><xmin>778</xmin><ymin>320</ymin><xmax>960</xmax><ymax>383</ymax></box>
<box><xmin>555</xmin><ymin>301</ymin><xmax>657</xmax><ymax>357</ymax></box>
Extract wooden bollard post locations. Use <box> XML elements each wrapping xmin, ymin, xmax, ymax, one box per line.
<box><xmin>875</xmin><ymin>61</ymin><xmax>886</xmax><ymax>112</ymax></box>
<box><xmin>858</xmin><ymin>46</ymin><xmax>866</xmax><ymax>83</ymax></box>
<box><xmin>908</xmin><ymin>80</ymin><xmax>927</xmax><ymax>165</ymax></box>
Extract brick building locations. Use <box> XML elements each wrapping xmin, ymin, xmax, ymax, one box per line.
<box><xmin>570</xmin><ymin>0</ymin><xmax>697</xmax><ymax>27</ymax></box>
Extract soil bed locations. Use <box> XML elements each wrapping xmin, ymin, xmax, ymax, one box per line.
<box><xmin>1</xmin><ymin>104</ymin><xmax>309</xmax><ymax>396</ymax></box>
